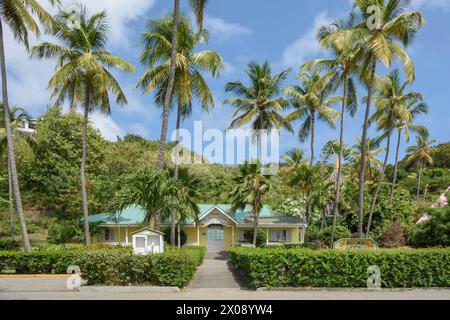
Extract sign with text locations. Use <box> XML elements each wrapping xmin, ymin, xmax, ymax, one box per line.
<box><xmin>333</xmin><ymin>238</ymin><xmax>378</xmax><ymax>250</ymax></box>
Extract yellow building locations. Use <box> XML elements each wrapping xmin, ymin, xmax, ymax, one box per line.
<box><xmin>89</xmin><ymin>204</ymin><xmax>307</xmax><ymax>252</ymax></box>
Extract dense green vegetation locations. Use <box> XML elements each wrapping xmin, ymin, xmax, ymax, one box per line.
<box><xmin>229</xmin><ymin>247</ymin><xmax>450</xmax><ymax>288</ymax></box>
<box><xmin>0</xmin><ymin>0</ymin><xmax>448</xmax><ymax>252</ymax></box>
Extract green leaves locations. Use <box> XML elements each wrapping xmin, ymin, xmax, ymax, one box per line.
<box><xmin>229</xmin><ymin>247</ymin><xmax>450</xmax><ymax>288</ymax></box>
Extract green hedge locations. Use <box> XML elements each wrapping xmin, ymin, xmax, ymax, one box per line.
<box><xmin>0</xmin><ymin>239</ymin><xmax>21</xmax><ymax>251</ymax></box>
<box><xmin>74</xmin><ymin>247</ymin><xmax>206</xmax><ymax>287</ymax></box>
<box><xmin>229</xmin><ymin>247</ymin><xmax>450</xmax><ymax>288</ymax></box>
<box><xmin>0</xmin><ymin>247</ymin><xmax>206</xmax><ymax>288</ymax></box>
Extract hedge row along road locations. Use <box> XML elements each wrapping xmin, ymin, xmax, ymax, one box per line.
<box><xmin>229</xmin><ymin>247</ymin><xmax>450</xmax><ymax>288</ymax></box>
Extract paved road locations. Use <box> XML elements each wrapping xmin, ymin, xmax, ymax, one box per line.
<box><xmin>0</xmin><ymin>253</ymin><xmax>449</xmax><ymax>300</ymax></box>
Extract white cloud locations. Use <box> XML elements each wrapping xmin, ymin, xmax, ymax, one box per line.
<box><xmin>281</xmin><ymin>12</ymin><xmax>332</xmax><ymax>67</ymax></box>
<box><xmin>89</xmin><ymin>112</ymin><xmax>124</xmax><ymax>141</ymax></box>
<box><xmin>204</xmin><ymin>15</ymin><xmax>251</xmax><ymax>38</ymax></box>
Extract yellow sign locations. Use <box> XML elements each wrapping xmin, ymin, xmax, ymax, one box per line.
<box><xmin>334</xmin><ymin>238</ymin><xmax>378</xmax><ymax>250</ymax></box>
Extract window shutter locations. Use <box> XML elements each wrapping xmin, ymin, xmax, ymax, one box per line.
<box><xmin>270</xmin><ymin>231</ymin><xmax>277</xmax><ymax>242</ymax></box>
<box><xmin>238</xmin><ymin>230</ymin><xmax>245</xmax><ymax>241</ymax></box>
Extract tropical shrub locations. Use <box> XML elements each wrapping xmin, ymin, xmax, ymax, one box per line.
<box><xmin>163</xmin><ymin>228</ymin><xmax>187</xmax><ymax>247</ymax></box>
<box><xmin>319</xmin><ymin>226</ymin><xmax>352</xmax><ymax>247</ymax></box>
<box><xmin>229</xmin><ymin>247</ymin><xmax>450</xmax><ymax>288</ymax></box>
<box><xmin>244</xmin><ymin>229</ymin><xmax>267</xmax><ymax>247</ymax></box>
<box><xmin>0</xmin><ymin>239</ymin><xmax>21</xmax><ymax>251</ymax></box>
<box><xmin>381</xmin><ymin>222</ymin><xmax>407</xmax><ymax>248</ymax></box>
<box><xmin>412</xmin><ymin>208</ymin><xmax>450</xmax><ymax>247</ymax></box>
<box><xmin>74</xmin><ymin>247</ymin><xmax>206</xmax><ymax>287</ymax></box>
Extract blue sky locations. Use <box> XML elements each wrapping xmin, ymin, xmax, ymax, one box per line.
<box><xmin>4</xmin><ymin>0</ymin><xmax>450</xmax><ymax>164</ymax></box>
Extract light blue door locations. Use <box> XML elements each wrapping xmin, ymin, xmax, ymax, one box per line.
<box><xmin>207</xmin><ymin>225</ymin><xmax>225</xmax><ymax>252</ymax></box>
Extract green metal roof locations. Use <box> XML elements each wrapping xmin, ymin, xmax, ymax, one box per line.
<box><xmin>88</xmin><ymin>204</ymin><xmax>306</xmax><ymax>226</ymax></box>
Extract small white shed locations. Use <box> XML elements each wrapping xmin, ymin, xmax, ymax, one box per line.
<box><xmin>131</xmin><ymin>228</ymin><xmax>165</xmax><ymax>254</ymax></box>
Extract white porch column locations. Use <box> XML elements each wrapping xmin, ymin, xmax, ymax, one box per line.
<box><xmin>232</xmin><ymin>226</ymin><xmax>235</xmax><ymax>247</ymax></box>
<box><xmin>197</xmin><ymin>225</ymin><xmax>200</xmax><ymax>246</ymax></box>
<box><xmin>300</xmin><ymin>227</ymin><xmax>305</xmax><ymax>244</ymax></box>
<box><xmin>266</xmin><ymin>228</ymin><xmax>269</xmax><ymax>245</ymax></box>
<box><xmin>125</xmin><ymin>227</ymin><xmax>129</xmax><ymax>246</ymax></box>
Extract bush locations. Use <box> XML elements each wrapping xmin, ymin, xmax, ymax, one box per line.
<box><xmin>0</xmin><ymin>239</ymin><xmax>21</xmax><ymax>251</ymax></box>
<box><xmin>229</xmin><ymin>247</ymin><xmax>450</xmax><ymax>288</ymax></box>
<box><xmin>74</xmin><ymin>247</ymin><xmax>206</xmax><ymax>288</ymax></box>
<box><xmin>243</xmin><ymin>229</ymin><xmax>267</xmax><ymax>247</ymax></box>
<box><xmin>381</xmin><ymin>222</ymin><xmax>407</xmax><ymax>248</ymax></box>
<box><xmin>319</xmin><ymin>226</ymin><xmax>352</xmax><ymax>247</ymax></box>
<box><xmin>162</xmin><ymin>228</ymin><xmax>187</xmax><ymax>247</ymax></box>
<box><xmin>412</xmin><ymin>208</ymin><xmax>450</xmax><ymax>247</ymax></box>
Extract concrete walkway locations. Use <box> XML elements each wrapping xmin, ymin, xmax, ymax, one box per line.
<box><xmin>189</xmin><ymin>252</ymin><xmax>248</xmax><ymax>289</ymax></box>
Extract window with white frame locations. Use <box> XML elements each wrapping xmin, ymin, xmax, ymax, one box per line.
<box><xmin>104</xmin><ymin>228</ymin><xmax>115</xmax><ymax>241</ymax></box>
<box><xmin>271</xmin><ymin>230</ymin><xmax>287</xmax><ymax>242</ymax></box>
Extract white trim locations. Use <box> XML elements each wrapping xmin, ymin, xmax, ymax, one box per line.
<box><xmin>125</xmin><ymin>227</ymin><xmax>129</xmax><ymax>245</ymax></box>
<box><xmin>198</xmin><ymin>206</ymin><xmax>240</xmax><ymax>225</ymax></box>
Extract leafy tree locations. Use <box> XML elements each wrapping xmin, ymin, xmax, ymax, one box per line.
<box><xmin>225</xmin><ymin>61</ymin><xmax>293</xmax><ymax>161</ymax></box>
<box><xmin>322</xmin><ymin>0</ymin><xmax>425</xmax><ymax>236</ymax></box>
<box><xmin>0</xmin><ymin>0</ymin><xmax>58</xmax><ymax>251</ymax></box>
<box><xmin>319</xmin><ymin>225</ymin><xmax>351</xmax><ymax>247</ymax></box>
<box><xmin>412</xmin><ymin>208</ymin><xmax>450</xmax><ymax>247</ymax></box>
<box><xmin>352</xmin><ymin>137</ymin><xmax>384</xmax><ymax>183</ymax></box>
<box><xmin>136</xmin><ymin>14</ymin><xmax>222</xmax><ymax>238</ymax></box>
<box><xmin>366</xmin><ymin>69</ymin><xmax>423</xmax><ymax>236</ymax></box>
<box><xmin>285</xmin><ymin>71</ymin><xmax>340</xmax><ymax>166</ymax></box>
<box><xmin>32</xmin><ymin>5</ymin><xmax>135</xmax><ymax>244</ymax></box>
<box><xmin>406</xmin><ymin>133</ymin><xmax>437</xmax><ymax>200</ymax></box>
<box><xmin>230</xmin><ymin>161</ymin><xmax>272</xmax><ymax>245</ymax></box>
<box><xmin>432</xmin><ymin>143</ymin><xmax>450</xmax><ymax>169</ymax></box>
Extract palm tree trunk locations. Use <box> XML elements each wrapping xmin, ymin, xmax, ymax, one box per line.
<box><xmin>170</xmin><ymin>101</ymin><xmax>182</xmax><ymax>246</ymax></box>
<box><xmin>366</xmin><ymin>129</ymin><xmax>392</xmax><ymax>237</ymax></box>
<box><xmin>357</xmin><ymin>57</ymin><xmax>377</xmax><ymax>237</ymax></box>
<box><xmin>81</xmin><ymin>102</ymin><xmax>91</xmax><ymax>246</ymax></box>
<box><xmin>417</xmin><ymin>161</ymin><xmax>424</xmax><ymax>200</ymax></box>
<box><xmin>8</xmin><ymin>155</ymin><xmax>14</xmax><ymax>240</ymax></box>
<box><xmin>252</xmin><ymin>212</ymin><xmax>259</xmax><ymax>246</ymax></box>
<box><xmin>177</xmin><ymin>223</ymin><xmax>181</xmax><ymax>249</ymax></box>
<box><xmin>0</xmin><ymin>20</ymin><xmax>30</xmax><ymax>251</ymax></box>
<box><xmin>155</xmin><ymin>0</ymin><xmax>180</xmax><ymax>229</ymax></box>
<box><xmin>331</xmin><ymin>73</ymin><xmax>347</xmax><ymax>244</ymax></box>
<box><xmin>390</xmin><ymin>129</ymin><xmax>402</xmax><ymax>204</ymax></box>
<box><xmin>310</xmin><ymin>111</ymin><xmax>316</xmax><ymax>167</ymax></box>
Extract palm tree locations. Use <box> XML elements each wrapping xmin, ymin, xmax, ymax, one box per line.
<box><xmin>321</xmin><ymin>0</ymin><xmax>425</xmax><ymax>236</ymax></box>
<box><xmin>168</xmin><ymin>167</ymin><xmax>201</xmax><ymax>248</ymax></box>
<box><xmin>0</xmin><ymin>105</ymin><xmax>33</xmax><ymax>241</ymax></box>
<box><xmin>390</xmin><ymin>102</ymin><xmax>428</xmax><ymax>203</ymax></box>
<box><xmin>31</xmin><ymin>6</ymin><xmax>135</xmax><ymax>245</ymax></box>
<box><xmin>406</xmin><ymin>133</ymin><xmax>436</xmax><ymax>200</ymax></box>
<box><xmin>136</xmin><ymin>15</ymin><xmax>223</xmax><ymax>238</ymax></box>
<box><xmin>225</xmin><ymin>62</ymin><xmax>293</xmax><ymax>161</ymax></box>
<box><xmin>352</xmin><ymin>137</ymin><xmax>384</xmax><ymax>183</ymax></box>
<box><xmin>321</xmin><ymin>139</ymin><xmax>353</xmax><ymax>185</ymax></box>
<box><xmin>0</xmin><ymin>0</ymin><xmax>58</xmax><ymax>252</ymax></box>
<box><xmin>366</xmin><ymin>69</ymin><xmax>424</xmax><ymax>235</ymax></box>
<box><xmin>283</xmin><ymin>148</ymin><xmax>305</xmax><ymax>169</ymax></box>
<box><xmin>285</xmin><ymin>71</ymin><xmax>340</xmax><ymax>167</ymax></box>
<box><xmin>307</xmin><ymin>10</ymin><xmax>360</xmax><ymax>243</ymax></box>
<box><xmin>230</xmin><ymin>161</ymin><xmax>272</xmax><ymax>245</ymax></box>
<box><xmin>155</xmin><ymin>0</ymin><xmax>210</xmax><ymax>173</ymax></box>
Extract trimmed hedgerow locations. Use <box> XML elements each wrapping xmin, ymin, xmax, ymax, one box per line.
<box><xmin>0</xmin><ymin>239</ymin><xmax>21</xmax><ymax>251</ymax></box>
<box><xmin>0</xmin><ymin>247</ymin><xmax>206</xmax><ymax>288</ymax></box>
<box><xmin>73</xmin><ymin>247</ymin><xmax>206</xmax><ymax>288</ymax></box>
<box><xmin>229</xmin><ymin>247</ymin><xmax>450</xmax><ymax>288</ymax></box>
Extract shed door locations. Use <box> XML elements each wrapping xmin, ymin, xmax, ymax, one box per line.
<box><xmin>207</xmin><ymin>225</ymin><xmax>225</xmax><ymax>252</ymax></box>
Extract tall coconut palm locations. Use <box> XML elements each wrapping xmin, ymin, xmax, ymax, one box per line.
<box><xmin>0</xmin><ymin>105</ymin><xmax>33</xmax><ymax>241</ymax></box>
<box><xmin>352</xmin><ymin>137</ymin><xmax>384</xmax><ymax>183</ymax></box>
<box><xmin>390</xmin><ymin>102</ymin><xmax>428</xmax><ymax>203</ymax></box>
<box><xmin>136</xmin><ymin>15</ymin><xmax>223</xmax><ymax>238</ymax></box>
<box><xmin>156</xmin><ymin>0</ymin><xmax>210</xmax><ymax>173</ymax></box>
<box><xmin>31</xmin><ymin>6</ymin><xmax>135</xmax><ymax>245</ymax></box>
<box><xmin>225</xmin><ymin>62</ymin><xmax>293</xmax><ymax>161</ymax></box>
<box><xmin>283</xmin><ymin>148</ymin><xmax>306</xmax><ymax>170</ymax></box>
<box><xmin>307</xmin><ymin>10</ymin><xmax>361</xmax><ymax>243</ymax></box>
<box><xmin>321</xmin><ymin>0</ymin><xmax>425</xmax><ymax>236</ymax></box>
<box><xmin>230</xmin><ymin>161</ymin><xmax>272</xmax><ymax>246</ymax></box>
<box><xmin>366</xmin><ymin>69</ymin><xmax>424</xmax><ymax>235</ymax></box>
<box><xmin>406</xmin><ymin>133</ymin><xmax>436</xmax><ymax>200</ymax></box>
<box><xmin>285</xmin><ymin>71</ymin><xmax>341</xmax><ymax>168</ymax></box>
<box><xmin>0</xmin><ymin>0</ymin><xmax>58</xmax><ymax>252</ymax></box>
